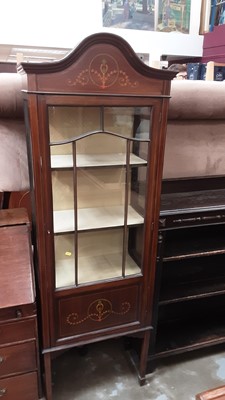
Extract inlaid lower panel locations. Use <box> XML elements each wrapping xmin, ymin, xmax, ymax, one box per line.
<box><xmin>57</xmin><ymin>284</ymin><xmax>140</xmax><ymax>339</ymax></box>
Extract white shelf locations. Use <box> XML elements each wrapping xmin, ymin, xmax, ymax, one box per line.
<box><xmin>55</xmin><ymin>253</ymin><xmax>141</xmax><ymax>288</ymax></box>
<box><xmin>51</xmin><ymin>153</ymin><xmax>147</xmax><ymax>169</ymax></box>
<box><xmin>53</xmin><ymin>205</ymin><xmax>144</xmax><ymax>233</ymax></box>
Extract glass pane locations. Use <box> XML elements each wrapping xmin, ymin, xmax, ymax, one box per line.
<box><xmin>49</xmin><ymin>106</ymin><xmax>100</xmax><ymax>143</ymax></box>
<box><xmin>130</xmin><ymin>165</ymin><xmax>148</xmax><ymax>215</ymax></box>
<box><xmin>127</xmin><ymin>226</ymin><xmax>144</xmax><ymax>273</ymax></box>
<box><xmin>104</xmin><ymin>106</ymin><xmax>151</xmax><ymax>140</ymax></box>
<box><xmin>49</xmin><ymin>106</ymin><xmax>150</xmax><ymax>289</ymax></box>
<box><xmin>77</xmin><ymin>229</ymin><xmax>140</xmax><ymax>284</ymax></box>
<box><xmin>76</xmin><ymin>135</ymin><xmax>145</xmax><ymax>284</ymax></box>
<box><xmin>51</xmin><ymin>168</ymin><xmax>75</xmax><ymax>233</ymax></box>
<box><xmin>55</xmin><ymin>234</ymin><xmax>75</xmax><ymax>288</ymax></box>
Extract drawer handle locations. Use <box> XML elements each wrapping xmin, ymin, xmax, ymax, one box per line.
<box><xmin>15</xmin><ymin>309</ymin><xmax>22</xmax><ymax>318</ymax></box>
<box><xmin>0</xmin><ymin>356</ymin><xmax>4</xmax><ymax>364</ymax></box>
<box><xmin>0</xmin><ymin>388</ymin><xmax>6</xmax><ymax>396</ymax></box>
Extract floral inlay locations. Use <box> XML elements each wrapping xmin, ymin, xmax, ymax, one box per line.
<box><xmin>67</xmin><ymin>53</ymin><xmax>138</xmax><ymax>89</ymax></box>
<box><xmin>66</xmin><ymin>298</ymin><xmax>131</xmax><ymax>325</ymax></box>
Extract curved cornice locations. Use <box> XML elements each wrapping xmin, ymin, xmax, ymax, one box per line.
<box><xmin>18</xmin><ymin>32</ymin><xmax>176</xmax><ymax>81</ymax></box>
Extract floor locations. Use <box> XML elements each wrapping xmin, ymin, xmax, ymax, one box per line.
<box><xmin>50</xmin><ymin>339</ymin><xmax>225</xmax><ymax>400</ymax></box>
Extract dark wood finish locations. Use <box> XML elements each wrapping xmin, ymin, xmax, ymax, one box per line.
<box><xmin>0</xmin><ymin>192</ymin><xmax>11</xmax><ymax>209</ymax></box>
<box><xmin>0</xmin><ymin>208</ymin><xmax>41</xmax><ymax>399</ymax></box>
<box><xmin>147</xmin><ymin>178</ymin><xmax>225</xmax><ymax>371</ymax></box>
<box><xmin>0</xmin><ymin>372</ymin><xmax>39</xmax><ymax>400</ymax></box>
<box><xmin>8</xmin><ymin>191</ymin><xmax>32</xmax><ymax>222</ymax></box>
<box><xmin>0</xmin><ymin>207</ymin><xmax>30</xmax><ymax>227</ymax></box>
<box><xmin>128</xmin><ymin>179</ymin><xmax>225</xmax><ymax>375</ymax></box>
<box><xmin>0</xmin><ymin>319</ymin><xmax>36</xmax><ymax>345</ymax></box>
<box><xmin>19</xmin><ymin>32</ymin><xmax>175</xmax><ymax>399</ymax></box>
<box><xmin>0</xmin><ymin>341</ymin><xmax>36</xmax><ymax>378</ymax></box>
<box><xmin>196</xmin><ymin>385</ymin><xmax>225</xmax><ymax>400</ymax></box>
<box><xmin>0</xmin><ymin>224</ymin><xmax>34</xmax><ymax>308</ymax></box>
<box><xmin>57</xmin><ymin>285</ymin><xmax>139</xmax><ymax>338</ymax></box>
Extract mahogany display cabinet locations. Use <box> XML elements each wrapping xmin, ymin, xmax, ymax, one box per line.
<box><xmin>19</xmin><ymin>33</ymin><xmax>175</xmax><ymax>399</ymax></box>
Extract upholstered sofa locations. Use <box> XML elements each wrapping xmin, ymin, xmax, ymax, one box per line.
<box><xmin>0</xmin><ymin>73</ymin><xmax>29</xmax><ymax>194</ymax></box>
<box><xmin>163</xmin><ymin>79</ymin><xmax>225</xmax><ymax>179</ymax></box>
<box><xmin>1</xmin><ymin>74</ymin><xmax>225</xmax><ymax>200</ymax></box>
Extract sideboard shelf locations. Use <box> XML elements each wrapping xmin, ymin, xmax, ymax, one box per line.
<box><xmin>150</xmin><ymin>181</ymin><xmax>225</xmax><ymax>369</ymax></box>
<box><xmin>153</xmin><ymin>301</ymin><xmax>225</xmax><ymax>358</ymax></box>
<box><xmin>129</xmin><ymin>178</ymin><xmax>225</xmax><ymax>373</ymax></box>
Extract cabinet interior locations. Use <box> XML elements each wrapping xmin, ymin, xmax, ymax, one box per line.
<box><xmin>48</xmin><ymin>105</ymin><xmax>150</xmax><ymax>288</ymax></box>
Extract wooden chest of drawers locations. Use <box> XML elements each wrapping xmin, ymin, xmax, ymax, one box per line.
<box><xmin>0</xmin><ymin>208</ymin><xmax>40</xmax><ymax>399</ymax></box>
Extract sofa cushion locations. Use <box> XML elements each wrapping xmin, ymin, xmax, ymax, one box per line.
<box><xmin>163</xmin><ymin>120</ymin><xmax>225</xmax><ymax>178</ymax></box>
<box><xmin>0</xmin><ymin>120</ymin><xmax>29</xmax><ymax>191</ymax></box>
<box><xmin>169</xmin><ymin>80</ymin><xmax>225</xmax><ymax>120</ymax></box>
<box><xmin>0</xmin><ymin>73</ymin><xmax>24</xmax><ymax>119</ymax></box>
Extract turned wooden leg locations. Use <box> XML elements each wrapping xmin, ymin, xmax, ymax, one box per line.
<box><xmin>43</xmin><ymin>353</ymin><xmax>52</xmax><ymax>400</ymax></box>
<box><xmin>138</xmin><ymin>330</ymin><xmax>150</xmax><ymax>386</ymax></box>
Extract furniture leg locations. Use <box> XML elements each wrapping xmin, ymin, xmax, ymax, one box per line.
<box><xmin>138</xmin><ymin>330</ymin><xmax>150</xmax><ymax>386</ymax></box>
<box><xmin>43</xmin><ymin>353</ymin><xmax>52</xmax><ymax>400</ymax></box>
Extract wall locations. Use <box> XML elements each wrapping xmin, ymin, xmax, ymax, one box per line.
<box><xmin>0</xmin><ymin>0</ymin><xmax>203</xmax><ymax>59</ymax></box>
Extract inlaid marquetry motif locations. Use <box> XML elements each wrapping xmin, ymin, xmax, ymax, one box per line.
<box><xmin>67</xmin><ymin>54</ymin><xmax>138</xmax><ymax>89</ymax></box>
<box><xmin>66</xmin><ymin>298</ymin><xmax>131</xmax><ymax>325</ymax></box>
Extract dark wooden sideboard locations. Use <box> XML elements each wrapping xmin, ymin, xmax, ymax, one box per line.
<box><xmin>129</xmin><ymin>176</ymin><xmax>225</xmax><ymax>372</ymax></box>
<box><xmin>0</xmin><ymin>208</ymin><xmax>41</xmax><ymax>399</ymax></box>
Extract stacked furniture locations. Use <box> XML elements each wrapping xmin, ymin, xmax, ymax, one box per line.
<box><xmin>0</xmin><ymin>208</ymin><xmax>40</xmax><ymax>399</ymax></box>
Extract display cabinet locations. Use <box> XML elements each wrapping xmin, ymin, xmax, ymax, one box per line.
<box><xmin>19</xmin><ymin>33</ymin><xmax>175</xmax><ymax>399</ymax></box>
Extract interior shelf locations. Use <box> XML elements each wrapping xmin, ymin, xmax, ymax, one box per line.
<box><xmin>51</xmin><ymin>153</ymin><xmax>147</xmax><ymax>169</ymax></box>
<box><xmin>55</xmin><ymin>253</ymin><xmax>141</xmax><ymax>288</ymax></box>
<box><xmin>53</xmin><ymin>205</ymin><xmax>144</xmax><ymax>233</ymax></box>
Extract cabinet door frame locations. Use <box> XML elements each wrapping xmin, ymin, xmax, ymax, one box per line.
<box><xmin>25</xmin><ymin>92</ymin><xmax>166</xmax><ymax>347</ymax></box>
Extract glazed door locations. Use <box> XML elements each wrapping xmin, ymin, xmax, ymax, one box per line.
<box><xmin>47</xmin><ymin>104</ymin><xmax>151</xmax><ymax>289</ymax></box>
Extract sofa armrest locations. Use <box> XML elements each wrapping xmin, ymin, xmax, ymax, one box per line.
<box><xmin>169</xmin><ymin>80</ymin><xmax>225</xmax><ymax>120</ymax></box>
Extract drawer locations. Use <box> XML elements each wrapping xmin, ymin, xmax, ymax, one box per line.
<box><xmin>0</xmin><ymin>341</ymin><xmax>36</xmax><ymax>378</ymax></box>
<box><xmin>57</xmin><ymin>284</ymin><xmax>140</xmax><ymax>339</ymax></box>
<box><xmin>0</xmin><ymin>304</ymin><xmax>36</xmax><ymax>323</ymax></box>
<box><xmin>0</xmin><ymin>319</ymin><xmax>36</xmax><ymax>346</ymax></box>
<box><xmin>0</xmin><ymin>372</ymin><xmax>39</xmax><ymax>400</ymax></box>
